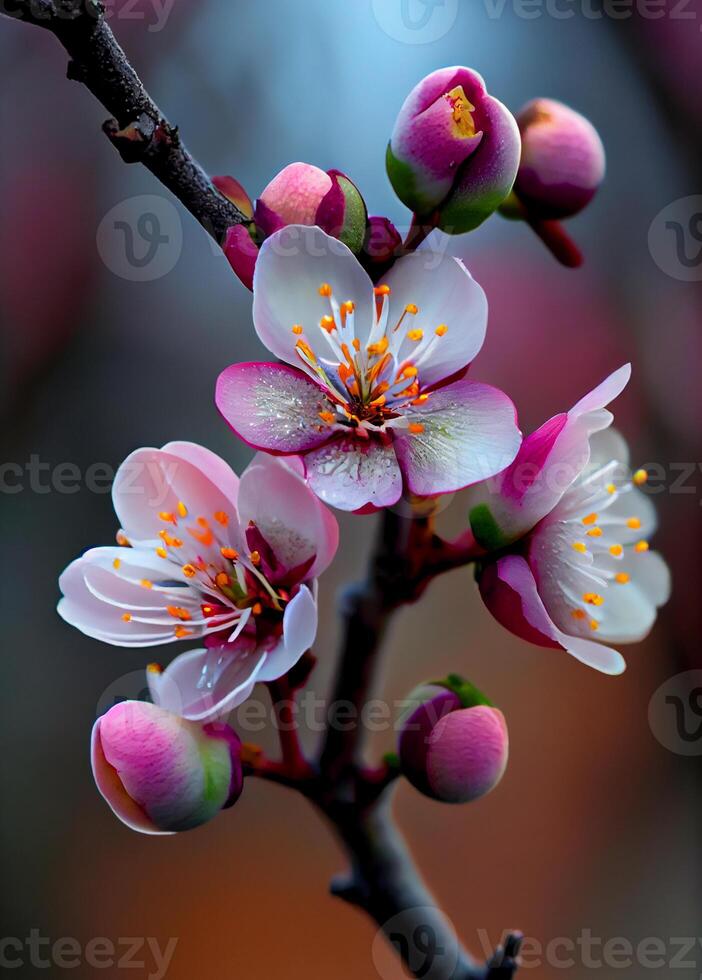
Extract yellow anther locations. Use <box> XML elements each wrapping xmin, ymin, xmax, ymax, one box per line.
<box><xmin>156</xmin><ymin>547</ymin><xmax>168</xmax><ymax>559</ymax></box>
<box><xmin>249</xmin><ymin>551</ymin><xmax>261</xmax><ymax>566</ymax></box>
<box><xmin>606</xmin><ymin>483</ymin><xmax>617</xmax><ymax>495</ymax></box>
<box><xmin>252</xmin><ymin>602</ymin><xmax>263</xmax><ymax>616</ymax></box>
<box><xmin>435</xmin><ymin>324</ymin><xmax>448</xmax><ymax>337</ymax></box>
<box><xmin>146</xmin><ymin>662</ymin><xmax>162</xmax><ymax>674</ymax></box>
<box><xmin>341</xmin><ymin>300</ymin><xmax>355</xmax><ymax>315</ymax></box>
<box><xmin>571</xmin><ymin>609</ymin><xmax>587</xmax><ymax>621</ymax></box>
<box><xmin>583</xmin><ymin>592</ymin><xmax>604</xmax><ymax>606</ymax></box>
<box><xmin>634</xmin><ymin>540</ymin><xmax>649</xmax><ymax>553</ymax></box>
<box><xmin>352</xmin><ymin>338</ymin><xmax>361</xmax><ymax>351</ymax></box>
<box><xmin>589</xmin><ymin>619</ymin><xmax>599</xmax><ymax>631</ymax></box>
<box><xmin>140</xmin><ymin>579</ymin><xmax>153</xmax><ymax>590</ymax></box>
<box><xmin>291</xmin><ymin>324</ymin><xmax>303</xmax><ymax>335</ymax></box>
<box><xmin>572</xmin><ymin>542</ymin><xmax>587</xmax><ymax>554</ymax></box>
<box><xmin>215</xmin><ymin>572</ymin><xmax>230</xmax><ymax>588</ymax></box>
<box><xmin>159</xmin><ymin>511</ymin><xmax>176</xmax><ymax>524</ymax></box>
<box><xmin>367</xmin><ymin>336</ymin><xmax>389</xmax><ymax>357</ymax></box>
<box><xmin>182</xmin><ymin>564</ymin><xmax>197</xmax><ymax>578</ymax></box>
<box><xmin>407</xmin><ymin>329</ymin><xmax>424</xmax><ymax>342</ymax></box>
<box><xmin>197</xmin><ymin>516</ymin><xmax>209</xmax><ymax>528</ymax></box>
<box><xmin>174</xmin><ymin>626</ymin><xmax>193</xmax><ymax>639</ymax></box>
<box><xmin>582</xmin><ymin>513</ymin><xmax>598</xmax><ymax>526</ymax></box>
<box><xmin>122</xmin><ymin>612</ymin><xmax>132</xmax><ymax>622</ymax></box>
<box><xmin>615</xmin><ymin>572</ymin><xmax>630</xmax><ymax>584</ymax></box>
<box><xmin>411</xmin><ymin>393</ymin><xmax>430</xmax><ymax>406</ymax></box>
<box><xmin>167</xmin><ymin>605</ymin><xmax>192</xmax><ymax>622</ymax></box>
<box><xmin>177</xmin><ymin>501</ymin><xmax>188</xmax><ymax>518</ymax></box>
<box><xmin>587</xmin><ymin>527</ymin><xmax>603</xmax><ymax>538</ymax></box>
<box><xmin>632</xmin><ymin>468</ymin><xmax>648</xmax><ymax>486</ymax></box>
<box><xmin>626</xmin><ymin>517</ymin><xmax>641</xmax><ymax>530</ymax></box>
<box><xmin>408</xmin><ymin>422</ymin><xmax>425</xmax><ymax>435</ymax></box>
<box><xmin>318</xmin><ymin>282</ymin><xmax>332</xmax><ymax>297</ymax></box>
<box><xmin>116</xmin><ymin>532</ymin><xmax>130</xmax><ymax>546</ymax></box>
<box><xmin>405</xmin><ymin>303</ymin><xmax>418</xmax><ymax>315</ymax></box>
<box><xmin>220</xmin><ymin>547</ymin><xmax>238</xmax><ymax>560</ymax></box>
<box><xmin>374</xmin><ymin>284</ymin><xmax>391</xmax><ymax>296</ymax></box>
<box><xmin>320</xmin><ymin>315</ymin><xmax>336</xmax><ymax>333</ymax></box>
<box><xmin>319</xmin><ymin>410</ymin><xmax>336</xmax><ymax>424</ymax></box>
<box><xmin>214</xmin><ymin>511</ymin><xmax>229</xmax><ymax>526</ymax></box>
<box><xmin>609</xmin><ymin>544</ymin><xmax>623</xmax><ymax>557</ymax></box>
<box><xmin>112</xmin><ymin>558</ymin><xmax>121</xmax><ymax>570</ymax></box>
<box><xmin>296</xmin><ymin>339</ymin><xmax>317</xmax><ymax>363</ymax></box>
<box><xmin>398</xmin><ymin>364</ymin><xmax>418</xmax><ymax>379</ymax></box>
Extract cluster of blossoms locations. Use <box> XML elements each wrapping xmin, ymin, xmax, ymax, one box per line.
<box><xmin>58</xmin><ymin>66</ymin><xmax>669</xmax><ymax>833</ymax></box>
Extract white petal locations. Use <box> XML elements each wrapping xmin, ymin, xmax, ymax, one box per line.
<box><xmin>256</xmin><ymin>585</ymin><xmax>318</xmax><ymax>682</ymax></box>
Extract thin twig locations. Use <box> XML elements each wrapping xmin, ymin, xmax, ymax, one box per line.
<box><xmin>3</xmin><ymin>0</ymin><xmax>248</xmax><ymax>242</ymax></box>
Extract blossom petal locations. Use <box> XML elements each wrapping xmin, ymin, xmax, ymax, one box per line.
<box><xmin>147</xmin><ymin>640</ymin><xmax>266</xmax><ymax>722</ymax></box>
<box><xmin>256</xmin><ymin>585</ymin><xmax>317</xmax><ymax>682</ymax></box>
<box><xmin>91</xmin><ymin>720</ymin><xmax>164</xmax><ymax>835</ymax></box>
<box><xmin>112</xmin><ymin>445</ymin><xmax>239</xmax><ymax>545</ymax></box>
<box><xmin>392</xmin><ymin>380</ymin><xmax>521</xmax><ymax>496</ymax></box>
<box><xmin>303</xmin><ymin>435</ymin><xmax>403</xmax><ymax>511</ymax></box>
<box><xmin>479</xmin><ymin>554</ymin><xmax>626</xmax><ymax>675</ymax></box>
<box><xmin>383</xmin><ymin>251</ymin><xmax>487</xmax><ymax>388</ymax></box>
<box><xmin>252</xmin><ymin>225</ymin><xmax>375</xmax><ymax>367</ymax></box>
<box><xmin>237</xmin><ymin>454</ymin><xmax>338</xmax><ymax>579</ymax></box>
<box><xmin>216</xmin><ymin>361</ymin><xmax>337</xmax><ymax>454</ymax></box>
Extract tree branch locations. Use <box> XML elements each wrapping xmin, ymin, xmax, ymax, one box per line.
<box><xmin>3</xmin><ymin>0</ymin><xmax>248</xmax><ymax>242</ymax></box>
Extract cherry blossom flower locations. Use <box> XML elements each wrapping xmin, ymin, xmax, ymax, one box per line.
<box><xmin>58</xmin><ymin>443</ymin><xmax>338</xmax><ymax>719</ymax></box>
<box><xmin>216</xmin><ymin>225</ymin><xmax>521</xmax><ymax>512</ymax></box>
<box><xmin>472</xmin><ymin>368</ymin><xmax>670</xmax><ymax>674</ymax></box>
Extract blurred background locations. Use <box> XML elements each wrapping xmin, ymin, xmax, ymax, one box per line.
<box><xmin>1</xmin><ymin>1</ymin><xmax>701</xmax><ymax>976</ymax></box>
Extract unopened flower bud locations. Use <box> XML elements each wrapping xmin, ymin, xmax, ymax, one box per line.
<box><xmin>387</xmin><ymin>67</ymin><xmax>520</xmax><ymax>234</ymax></box>
<box><xmin>91</xmin><ymin>701</ymin><xmax>243</xmax><ymax>834</ymax></box>
<box><xmin>512</xmin><ymin>98</ymin><xmax>605</xmax><ymax>219</ymax></box>
<box><xmin>398</xmin><ymin>678</ymin><xmax>508</xmax><ymax>803</ymax></box>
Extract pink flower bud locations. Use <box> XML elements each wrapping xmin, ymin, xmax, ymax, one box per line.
<box><xmin>398</xmin><ymin>681</ymin><xmax>508</xmax><ymax>803</ymax></box>
<box><xmin>513</xmin><ymin>98</ymin><xmax>605</xmax><ymax>219</ymax></box>
<box><xmin>387</xmin><ymin>67</ymin><xmax>520</xmax><ymax>233</ymax></box>
<box><xmin>259</xmin><ymin>162</ymin><xmax>333</xmax><ymax>228</ymax></box>
<box><xmin>91</xmin><ymin>701</ymin><xmax>243</xmax><ymax>834</ymax></box>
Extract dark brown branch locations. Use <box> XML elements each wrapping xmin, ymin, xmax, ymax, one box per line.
<box><xmin>3</xmin><ymin>0</ymin><xmax>248</xmax><ymax>242</ymax></box>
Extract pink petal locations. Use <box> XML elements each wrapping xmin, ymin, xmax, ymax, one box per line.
<box><xmin>91</xmin><ymin>718</ymin><xmax>162</xmax><ymax>834</ymax></box>
<box><xmin>383</xmin><ymin>251</ymin><xmax>487</xmax><ymax>388</ymax></box>
<box><xmin>216</xmin><ymin>361</ymin><xmax>337</xmax><ymax>454</ymax></box>
<box><xmin>302</xmin><ymin>435</ymin><xmax>403</xmax><ymax>511</ymax></box>
<box><xmin>222</xmin><ymin>224</ymin><xmax>259</xmax><ymax>292</ymax></box>
<box><xmin>237</xmin><ymin>455</ymin><xmax>339</xmax><ymax>579</ymax></box>
<box><xmin>392</xmin><ymin>380</ymin><xmax>521</xmax><ymax>496</ymax></box>
<box><xmin>252</xmin><ymin>225</ymin><xmax>376</xmax><ymax>368</ymax></box>
<box><xmin>257</xmin><ymin>585</ymin><xmax>318</xmax><ymax>682</ymax></box>
<box><xmin>148</xmin><ymin>640</ymin><xmax>266</xmax><ymax>722</ymax></box>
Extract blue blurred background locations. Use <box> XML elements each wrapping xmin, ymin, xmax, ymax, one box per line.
<box><xmin>1</xmin><ymin>1</ymin><xmax>701</xmax><ymax>976</ymax></box>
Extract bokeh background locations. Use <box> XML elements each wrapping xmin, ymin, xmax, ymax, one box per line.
<box><xmin>2</xmin><ymin>1</ymin><xmax>701</xmax><ymax>976</ymax></box>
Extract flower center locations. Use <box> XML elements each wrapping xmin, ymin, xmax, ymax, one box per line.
<box><xmin>444</xmin><ymin>85</ymin><xmax>477</xmax><ymax>139</ymax></box>
<box><xmin>290</xmin><ymin>283</ymin><xmax>450</xmax><ymax>432</ymax></box>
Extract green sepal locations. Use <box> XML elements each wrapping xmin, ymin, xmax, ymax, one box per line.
<box><xmin>431</xmin><ymin>673</ymin><xmax>494</xmax><ymax>709</ymax></box>
<box><xmin>469</xmin><ymin>503</ymin><xmax>508</xmax><ymax>552</ymax></box>
<box><xmin>336</xmin><ymin>174</ymin><xmax>367</xmax><ymax>254</ymax></box>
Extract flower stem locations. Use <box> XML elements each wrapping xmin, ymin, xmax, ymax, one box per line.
<box><xmin>525</xmin><ymin>216</ymin><xmax>584</xmax><ymax>268</ymax></box>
